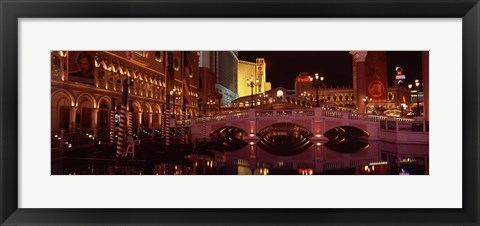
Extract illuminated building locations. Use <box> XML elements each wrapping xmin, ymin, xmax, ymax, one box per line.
<box><xmin>51</xmin><ymin>51</ymin><xmax>200</xmax><ymax>139</ymax></box>
<box><xmin>237</xmin><ymin>58</ymin><xmax>271</xmax><ymax>98</ymax></box>
<box><xmin>292</xmin><ymin>72</ymin><xmax>412</xmax><ymax>115</ymax></box>
<box><xmin>215</xmin><ymin>51</ymin><xmax>239</xmax><ymax>106</ymax></box>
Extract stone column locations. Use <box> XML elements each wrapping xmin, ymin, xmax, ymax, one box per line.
<box><xmin>422</xmin><ymin>51</ymin><xmax>429</xmax><ymax>121</ymax></box>
<box><xmin>148</xmin><ymin>112</ymin><xmax>153</xmax><ymax>129</ymax></box>
<box><xmin>69</xmin><ymin>106</ymin><xmax>77</xmax><ymax>130</ymax></box>
<box><xmin>59</xmin><ymin>55</ymin><xmax>66</xmax><ymax>81</ymax></box>
<box><xmin>137</xmin><ymin>112</ymin><xmax>143</xmax><ymax>125</ymax></box>
<box><xmin>91</xmin><ymin>108</ymin><xmax>99</xmax><ymax>141</ymax></box>
<box><xmin>90</xmin><ymin>108</ymin><xmax>99</xmax><ymax>130</ymax></box>
<box><xmin>350</xmin><ymin>51</ymin><xmax>368</xmax><ymax>113</ymax></box>
<box><xmin>137</xmin><ymin>111</ymin><xmax>143</xmax><ymax>135</ymax></box>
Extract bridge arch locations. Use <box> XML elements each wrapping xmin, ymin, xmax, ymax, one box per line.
<box><xmin>209</xmin><ymin>126</ymin><xmax>247</xmax><ymax>151</ymax></box>
<box><xmin>323</xmin><ymin>126</ymin><xmax>369</xmax><ymax>153</ymax></box>
<box><xmin>257</xmin><ymin>122</ymin><xmax>314</xmax><ymax>156</ymax></box>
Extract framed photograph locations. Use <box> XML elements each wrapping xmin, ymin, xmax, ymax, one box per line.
<box><xmin>1</xmin><ymin>0</ymin><xmax>478</xmax><ymax>225</ymax></box>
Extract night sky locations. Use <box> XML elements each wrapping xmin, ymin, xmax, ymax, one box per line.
<box><xmin>237</xmin><ymin>51</ymin><xmax>423</xmax><ymax>90</ymax></box>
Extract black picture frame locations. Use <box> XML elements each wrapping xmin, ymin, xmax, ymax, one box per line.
<box><xmin>1</xmin><ymin>0</ymin><xmax>478</xmax><ymax>225</ymax></box>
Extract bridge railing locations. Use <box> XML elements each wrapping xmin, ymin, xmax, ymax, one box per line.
<box><xmin>181</xmin><ymin>109</ymin><xmax>427</xmax><ymax>133</ymax></box>
<box><xmin>380</xmin><ymin>117</ymin><xmax>427</xmax><ymax>132</ymax></box>
<box><xmin>256</xmin><ymin>110</ymin><xmax>316</xmax><ymax>118</ymax></box>
<box><xmin>295</xmin><ymin>109</ymin><xmax>315</xmax><ymax>117</ymax></box>
<box><xmin>256</xmin><ymin>110</ymin><xmax>274</xmax><ymax>117</ymax></box>
<box><xmin>348</xmin><ymin>113</ymin><xmax>387</xmax><ymax>122</ymax></box>
<box><xmin>322</xmin><ymin>110</ymin><xmax>343</xmax><ymax>118</ymax></box>
<box><xmin>231</xmin><ymin>111</ymin><xmax>249</xmax><ymax>119</ymax></box>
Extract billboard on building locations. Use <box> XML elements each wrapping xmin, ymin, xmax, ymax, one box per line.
<box><xmin>68</xmin><ymin>51</ymin><xmax>95</xmax><ymax>85</ymax></box>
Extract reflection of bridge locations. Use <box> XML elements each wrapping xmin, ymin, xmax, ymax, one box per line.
<box><xmin>176</xmin><ymin>109</ymin><xmax>428</xmax><ymax>145</ymax></box>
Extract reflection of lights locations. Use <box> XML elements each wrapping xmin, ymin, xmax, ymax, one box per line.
<box><xmin>54</xmin><ymin>135</ymin><xmax>58</xmax><ymax>138</ymax></box>
<box><xmin>368</xmin><ymin>161</ymin><xmax>388</xmax><ymax>166</ymax></box>
<box><xmin>68</xmin><ymin>144</ymin><xmax>72</xmax><ymax>148</ymax></box>
<box><xmin>315</xmin><ymin>134</ymin><xmax>322</xmax><ymax>137</ymax></box>
<box><xmin>259</xmin><ymin>168</ymin><xmax>269</xmax><ymax>175</ymax></box>
<box><xmin>58</xmin><ymin>137</ymin><xmax>61</xmax><ymax>140</ymax></box>
<box><xmin>249</xmin><ymin>142</ymin><xmax>255</xmax><ymax>146</ymax></box>
<box><xmin>249</xmin><ymin>134</ymin><xmax>255</xmax><ymax>137</ymax></box>
<box><xmin>364</xmin><ymin>165</ymin><xmax>375</xmax><ymax>173</ymax></box>
<box><xmin>298</xmin><ymin>168</ymin><xmax>313</xmax><ymax>175</ymax></box>
<box><xmin>206</xmin><ymin>161</ymin><xmax>214</xmax><ymax>168</ymax></box>
<box><xmin>400</xmin><ymin>158</ymin><xmax>416</xmax><ymax>163</ymax></box>
<box><xmin>316</xmin><ymin>142</ymin><xmax>321</xmax><ymax>146</ymax></box>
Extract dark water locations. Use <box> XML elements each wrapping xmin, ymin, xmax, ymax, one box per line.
<box><xmin>52</xmin><ymin>139</ymin><xmax>428</xmax><ymax>175</ymax></box>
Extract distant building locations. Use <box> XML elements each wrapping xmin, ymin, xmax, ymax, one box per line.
<box><xmin>292</xmin><ymin>72</ymin><xmax>412</xmax><ymax>115</ymax></box>
<box><xmin>216</xmin><ymin>51</ymin><xmax>239</xmax><ymax>106</ymax></box>
<box><xmin>237</xmin><ymin>58</ymin><xmax>271</xmax><ymax>98</ymax></box>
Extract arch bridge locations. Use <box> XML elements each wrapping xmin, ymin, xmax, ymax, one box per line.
<box><xmin>176</xmin><ymin>108</ymin><xmax>428</xmax><ymax>145</ymax></box>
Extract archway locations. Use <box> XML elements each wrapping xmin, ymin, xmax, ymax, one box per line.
<box><xmin>257</xmin><ymin>123</ymin><xmax>314</xmax><ymax>156</ymax></box>
<box><xmin>76</xmin><ymin>95</ymin><xmax>95</xmax><ymax>130</ymax></box>
<box><xmin>209</xmin><ymin>126</ymin><xmax>247</xmax><ymax>151</ymax></box>
<box><xmin>51</xmin><ymin>91</ymin><xmax>74</xmax><ymax>130</ymax></box>
<box><xmin>323</xmin><ymin>126</ymin><xmax>369</xmax><ymax>153</ymax></box>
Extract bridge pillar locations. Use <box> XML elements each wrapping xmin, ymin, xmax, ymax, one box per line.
<box><xmin>313</xmin><ymin>108</ymin><xmax>324</xmax><ymax>135</ymax></box>
<box><xmin>247</xmin><ymin>109</ymin><xmax>257</xmax><ymax>136</ymax></box>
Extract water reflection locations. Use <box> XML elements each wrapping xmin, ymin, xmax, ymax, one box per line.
<box><xmin>53</xmin><ymin>140</ymin><xmax>428</xmax><ymax>175</ymax></box>
<box><xmin>257</xmin><ymin>123</ymin><xmax>314</xmax><ymax>156</ymax></box>
<box><xmin>323</xmin><ymin>126</ymin><xmax>369</xmax><ymax>153</ymax></box>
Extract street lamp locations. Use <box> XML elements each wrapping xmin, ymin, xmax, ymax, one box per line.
<box><xmin>246</xmin><ymin>76</ymin><xmax>259</xmax><ymax>108</ymax></box>
<box><xmin>362</xmin><ymin>96</ymin><xmax>372</xmax><ymax>114</ymax></box>
<box><xmin>408</xmin><ymin>80</ymin><xmax>422</xmax><ymax>116</ymax></box>
<box><xmin>207</xmin><ymin>99</ymin><xmax>216</xmax><ymax>116</ymax></box>
<box><xmin>300</xmin><ymin>91</ymin><xmax>308</xmax><ymax>108</ymax></box>
<box><xmin>311</xmin><ymin>73</ymin><xmax>324</xmax><ymax>107</ymax></box>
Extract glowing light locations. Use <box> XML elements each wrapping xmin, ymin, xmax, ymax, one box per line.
<box><xmin>249</xmin><ymin>134</ymin><xmax>255</xmax><ymax>137</ymax></box>
<box><xmin>316</xmin><ymin>143</ymin><xmax>321</xmax><ymax>146</ymax></box>
<box><xmin>315</xmin><ymin>134</ymin><xmax>322</xmax><ymax>137</ymax></box>
<box><xmin>249</xmin><ymin>142</ymin><xmax>255</xmax><ymax>146</ymax></box>
<box><xmin>368</xmin><ymin>161</ymin><xmax>388</xmax><ymax>166</ymax></box>
<box><xmin>68</xmin><ymin>144</ymin><xmax>72</xmax><ymax>148</ymax></box>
